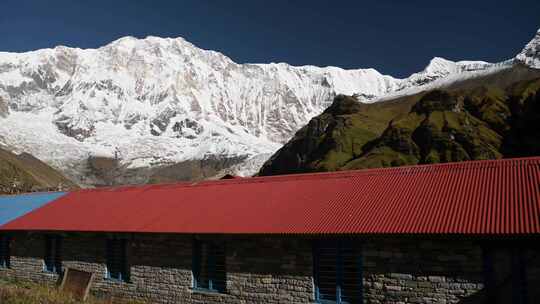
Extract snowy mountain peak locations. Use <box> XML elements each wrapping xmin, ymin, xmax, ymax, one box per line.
<box><xmin>516</xmin><ymin>28</ymin><xmax>540</xmax><ymax>69</ymax></box>
<box><xmin>107</xmin><ymin>35</ymin><xmax>191</xmax><ymax>51</ymax></box>
<box><xmin>425</xmin><ymin>57</ymin><xmax>454</xmax><ymax>69</ymax></box>
<box><xmin>0</xmin><ymin>35</ymin><xmax>517</xmax><ymax>184</ymax></box>
<box><xmin>426</xmin><ymin>57</ymin><xmax>492</xmax><ymax>75</ymax></box>
<box><xmin>400</xmin><ymin>56</ymin><xmax>493</xmax><ymax>89</ymax></box>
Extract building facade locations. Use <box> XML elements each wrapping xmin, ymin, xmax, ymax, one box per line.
<box><xmin>1</xmin><ymin>233</ymin><xmax>539</xmax><ymax>303</ymax></box>
<box><xmin>1</xmin><ymin>157</ymin><xmax>540</xmax><ymax>303</ymax></box>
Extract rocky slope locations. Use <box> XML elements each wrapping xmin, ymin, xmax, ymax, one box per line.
<box><xmin>0</xmin><ymin>33</ymin><xmax>509</xmax><ymax>185</ymax></box>
<box><xmin>0</xmin><ymin>146</ymin><xmax>77</xmax><ymax>194</ymax></box>
<box><xmin>258</xmin><ymin>65</ymin><xmax>540</xmax><ymax>175</ymax></box>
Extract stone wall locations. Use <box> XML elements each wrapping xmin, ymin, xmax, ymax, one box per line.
<box><xmin>363</xmin><ymin>239</ymin><xmax>485</xmax><ymax>304</ymax></box>
<box><xmin>1</xmin><ymin>233</ymin><xmax>539</xmax><ymax>304</ymax></box>
<box><xmin>0</xmin><ymin>233</ymin><xmax>314</xmax><ymax>304</ymax></box>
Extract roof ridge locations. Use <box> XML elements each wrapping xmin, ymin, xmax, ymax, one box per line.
<box><xmin>67</xmin><ymin>156</ymin><xmax>540</xmax><ymax>193</ymax></box>
<box><xmin>2</xmin><ymin>156</ymin><xmax>539</xmax><ymax>235</ymax></box>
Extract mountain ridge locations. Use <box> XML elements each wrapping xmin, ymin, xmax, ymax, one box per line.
<box><xmin>0</xmin><ymin>29</ymin><xmax>537</xmax><ymax>184</ymax></box>
<box><xmin>258</xmin><ymin>65</ymin><xmax>540</xmax><ymax>176</ymax></box>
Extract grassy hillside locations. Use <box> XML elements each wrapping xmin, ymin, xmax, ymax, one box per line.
<box><xmin>0</xmin><ymin>147</ymin><xmax>78</xmax><ymax>194</ymax></box>
<box><xmin>258</xmin><ymin>66</ymin><xmax>540</xmax><ymax>175</ymax></box>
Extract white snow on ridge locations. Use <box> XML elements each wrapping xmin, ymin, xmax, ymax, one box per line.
<box><xmin>373</xmin><ymin>61</ymin><xmax>514</xmax><ymax>103</ymax></box>
<box><xmin>0</xmin><ymin>30</ymin><xmax>537</xmax><ymax>183</ymax></box>
<box><xmin>516</xmin><ymin>29</ymin><xmax>540</xmax><ymax>69</ymax></box>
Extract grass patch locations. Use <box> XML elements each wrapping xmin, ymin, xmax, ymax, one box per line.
<box><xmin>0</xmin><ymin>278</ymin><xmax>143</xmax><ymax>304</ymax></box>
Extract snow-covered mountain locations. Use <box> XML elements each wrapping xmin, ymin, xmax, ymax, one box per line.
<box><xmin>516</xmin><ymin>29</ymin><xmax>540</xmax><ymax>69</ymax></box>
<box><xmin>0</xmin><ymin>30</ymin><xmax>537</xmax><ymax>185</ymax></box>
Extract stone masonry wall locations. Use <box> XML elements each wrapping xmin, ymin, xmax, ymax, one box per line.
<box><xmin>1</xmin><ymin>233</ymin><xmax>539</xmax><ymax>304</ymax></box>
<box><xmin>0</xmin><ymin>233</ymin><xmax>315</xmax><ymax>304</ymax></box>
<box><xmin>363</xmin><ymin>239</ymin><xmax>485</xmax><ymax>304</ymax></box>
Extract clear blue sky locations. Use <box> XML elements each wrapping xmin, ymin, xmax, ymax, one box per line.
<box><xmin>0</xmin><ymin>0</ymin><xmax>538</xmax><ymax>77</ymax></box>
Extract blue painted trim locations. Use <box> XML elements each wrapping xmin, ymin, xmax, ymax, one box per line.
<box><xmin>105</xmin><ymin>269</ymin><xmax>125</xmax><ymax>283</ymax></box>
<box><xmin>192</xmin><ymin>239</ymin><xmax>226</xmax><ymax>293</ymax></box>
<box><xmin>192</xmin><ymin>239</ymin><xmax>200</xmax><ymax>289</ymax></box>
<box><xmin>192</xmin><ymin>286</ymin><xmax>224</xmax><ymax>293</ymax></box>
<box><xmin>43</xmin><ymin>263</ymin><xmax>60</xmax><ymax>274</ymax></box>
<box><xmin>337</xmin><ymin>243</ymin><xmax>343</xmax><ymax>303</ymax></box>
<box><xmin>105</xmin><ymin>239</ymin><xmax>129</xmax><ymax>283</ymax></box>
<box><xmin>0</xmin><ymin>235</ymin><xmax>10</xmax><ymax>269</ymax></box>
<box><xmin>208</xmin><ymin>242</ymin><xmax>214</xmax><ymax>291</ymax></box>
<box><xmin>43</xmin><ymin>235</ymin><xmax>62</xmax><ymax>274</ymax></box>
<box><xmin>312</xmin><ymin>242</ymin><xmax>320</xmax><ymax>301</ymax></box>
<box><xmin>313</xmin><ymin>240</ymin><xmax>363</xmax><ymax>304</ymax></box>
<box><xmin>358</xmin><ymin>244</ymin><xmax>363</xmax><ymax>304</ymax></box>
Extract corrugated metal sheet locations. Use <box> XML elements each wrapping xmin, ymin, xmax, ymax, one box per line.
<box><xmin>0</xmin><ymin>192</ymin><xmax>66</xmax><ymax>226</ymax></box>
<box><xmin>1</xmin><ymin>157</ymin><xmax>539</xmax><ymax>235</ymax></box>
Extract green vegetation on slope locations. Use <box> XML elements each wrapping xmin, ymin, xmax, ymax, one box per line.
<box><xmin>0</xmin><ymin>148</ymin><xmax>77</xmax><ymax>194</ymax></box>
<box><xmin>258</xmin><ymin>66</ymin><xmax>540</xmax><ymax>175</ymax></box>
<box><xmin>258</xmin><ymin>94</ymin><xmax>419</xmax><ymax>175</ymax></box>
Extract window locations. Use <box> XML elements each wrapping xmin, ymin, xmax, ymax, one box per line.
<box><xmin>0</xmin><ymin>236</ymin><xmax>10</xmax><ymax>268</ymax></box>
<box><xmin>192</xmin><ymin>239</ymin><xmax>226</xmax><ymax>293</ymax></box>
<box><xmin>106</xmin><ymin>239</ymin><xmax>130</xmax><ymax>282</ymax></box>
<box><xmin>313</xmin><ymin>240</ymin><xmax>362</xmax><ymax>304</ymax></box>
<box><xmin>44</xmin><ymin>235</ymin><xmax>62</xmax><ymax>274</ymax></box>
<box><xmin>483</xmin><ymin>246</ymin><xmax>529</xmax><ymax>304</ymax></box>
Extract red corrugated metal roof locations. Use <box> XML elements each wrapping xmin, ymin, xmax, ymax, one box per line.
<box><xmin>1</xmin><ymin>157</ymin><xmax>539</xmax><ymax>235</ymax></box>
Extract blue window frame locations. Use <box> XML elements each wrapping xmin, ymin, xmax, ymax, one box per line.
<box><xmin>192</xmin><ymin>239</ymin><xmax>226</xmax><ymax>293</ymax></box>
<box><xmin>44</xmin><ymin>235</ymin><xmax>62</xmax><ymax>274</ymax></box>
<box><xmin>106</xmin><ymin>239</ymin><xmax>130</xmax><ymax>282</ymax></box>
<box><xmin>0</xmin><ymin>235</ymin><xmax>10</xmax><ymax>268</ymax></box>
<box><xmin>313</xmin><ymin>240</ymin><xmax>362</xmax><ymax>304</ymax></box>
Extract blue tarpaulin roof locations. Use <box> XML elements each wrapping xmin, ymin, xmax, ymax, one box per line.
<box><xmin>0</xmin><ymin>192</ymin><xmax>66</xmax><ymax>226</ymax></box>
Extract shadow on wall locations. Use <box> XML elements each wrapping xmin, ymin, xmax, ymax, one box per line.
<box><xmin>362</xmin><ymin>238</ymin><xmax>540</xmax><ymax>304</ymax></box>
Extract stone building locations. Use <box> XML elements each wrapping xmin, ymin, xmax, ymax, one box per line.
<box><xmin>1</xmin><ymin>157</ymin><xmax>539</xmax><ymax>304</ymax></box>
